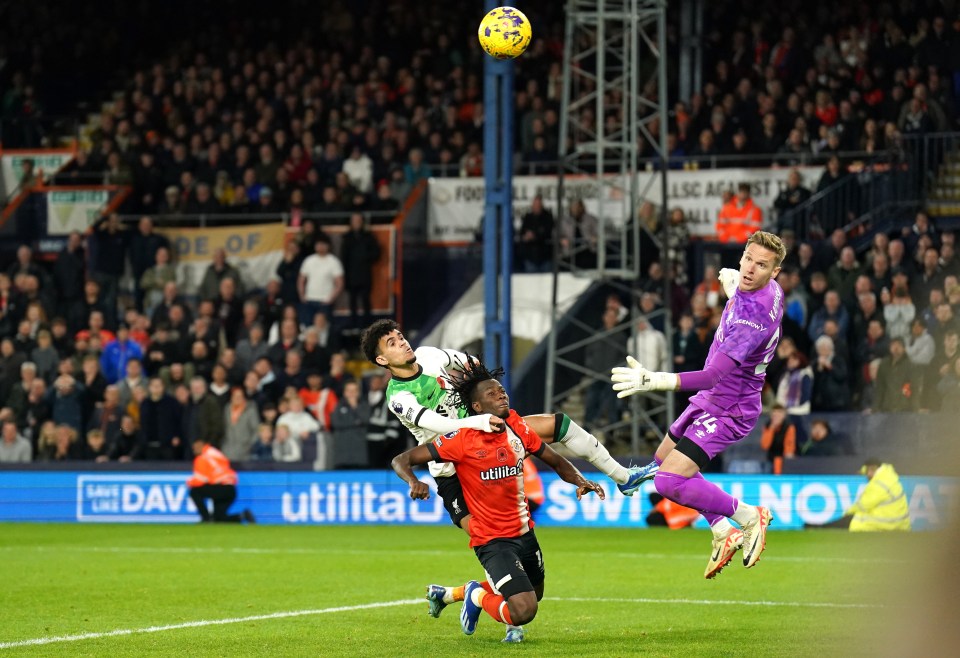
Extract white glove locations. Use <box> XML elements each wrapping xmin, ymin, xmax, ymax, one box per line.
<box><xmin>464</xmin><ymin>413</ymin><xmax>503</xmax><ymax>433</ymax></box>
<box><xmin>610</xmin><ymin>356</ymin><xmax>679</xmax><ymax>398</ymax></box>
<box><xmin>718</xmin><ymin>268</ymin><xmax>741</xmax><ymax>298</ymax></box>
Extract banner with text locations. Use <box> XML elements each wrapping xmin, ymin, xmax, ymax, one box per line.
<box><xmin>44</xmin><ymin>189</ymin><xmax>111</xmax><ymax>235</ymax></box>
<box><xmin>1</xmin><ymin>471</ymin><xmax>954</xmax><ymax>529</ymax></box>
<box><xmin>1</xmin><ymin>149</ymin><xmax>75</xmax><ymax>199</ymax></box>
<box><xmin>158</xmin><ymin>223</ymin><xmax>286</xmax><ymax>295</ymax></box>
<box><xmin>426</xmin><ymin>166</ymin><xmax>822</xmax><ymax>244</ymax></box>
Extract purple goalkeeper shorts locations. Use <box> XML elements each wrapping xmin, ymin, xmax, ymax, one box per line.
<box><xmin>668</xmin><ymin>403</ymin><xmax>758</xmax><ymax>460</ymax></box>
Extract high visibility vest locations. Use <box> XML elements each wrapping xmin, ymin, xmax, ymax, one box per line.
<box><xmin>846</xmin><ymin>464</ymin><xmax>911</xmax><ymax>532</ymax></box>
<box><xmin>654</xmin><ymin>498</ymin><xmax>701</xmax><ymax>529</ymax></box>
<box><xmin>717</xmin><ymin>198</ymin><xmax>763</xmax><ymax>243</ymax></box>
<box><xmin>523</xmin><ymin>459</ymin><xmax>545</xmax><ymax>506</ymax></box>
<box><xmin>187</xmin><ymin>445</ymin><xmax>238</xmax><ymax>488</ymax></box>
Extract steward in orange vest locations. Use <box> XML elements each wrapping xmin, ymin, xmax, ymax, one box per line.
<box><xmin>187</xmin><ymin>439</ymin><xmax>256</xmax><ymax>523</ymax></box>
<box><xmin>646</xmin><ymin>493</ymin><xmax>700</xmax><ymax>529</ymax></box>
<box><xmin>717</xmin><ymin>183</ymin><xmax>763</xmax><ymax>243</ymax></box>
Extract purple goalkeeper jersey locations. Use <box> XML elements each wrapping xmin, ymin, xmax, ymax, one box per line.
<box><xmin>689</xmin><ymin>278</ymin><xmax>783</xmax><ymax>422</ymax></box>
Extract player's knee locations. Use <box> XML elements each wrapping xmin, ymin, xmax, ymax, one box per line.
<box><xmin>508</xmin><ymin>593</ymin><xmax>538</xmax><ymax>625</ymax></box>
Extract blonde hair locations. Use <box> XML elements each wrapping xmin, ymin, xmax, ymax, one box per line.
<box><xmin>746</xmin><ymin>231</ymin><xmax>787</xmax><ymax>268</ymax></box>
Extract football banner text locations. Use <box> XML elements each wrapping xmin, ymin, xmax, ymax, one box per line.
<box><xmin>0</xmin><ymin>471</ymin><xmax>954</xmax><ymax>530</ymax></box>
<box><xmin>426</xmin><ymin>166</ymin><xmax>821</xmax><ymax>244</ymax></box>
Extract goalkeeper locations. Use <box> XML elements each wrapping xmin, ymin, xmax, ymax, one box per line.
<box><xmin>611</xmin><ymin>232</ymin><xmax>786</xmax><ymax>578</ymax></box>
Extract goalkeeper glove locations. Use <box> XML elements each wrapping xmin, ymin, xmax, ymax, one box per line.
<box><xmin>610</xmin><ymin>356</ymin><xmax>679</xmax><ymax>398</ymax></box>
<box><xmin>718</xmin><ymin>268</ymin><xmax>741</xmax><ymax>298</ymax></box>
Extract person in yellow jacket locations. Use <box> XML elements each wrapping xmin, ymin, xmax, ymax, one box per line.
<box><xmin>845</xmin><ymin>458</ymin><xmax>911</xmax><ymax>532</ymax></box>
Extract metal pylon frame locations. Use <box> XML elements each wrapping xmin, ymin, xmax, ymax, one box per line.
<box><xmin>545</xmin><ymin>0</ymin><xmax>673</xmax><ymax>454</ymax></box>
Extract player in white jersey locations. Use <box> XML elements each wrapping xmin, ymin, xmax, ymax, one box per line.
<box><xmin>361</xmin><ymin>320</ymin><xmax>656</xmax><ymax>535</ymax></box>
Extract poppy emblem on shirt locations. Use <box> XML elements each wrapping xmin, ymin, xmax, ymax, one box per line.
<box><xmin>496</xmin><ymin>447</ymin><xmax>508</xmax><ymax>463</ymax></box>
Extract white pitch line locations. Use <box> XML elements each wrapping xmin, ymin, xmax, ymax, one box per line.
<box><xmin>0</xmin><ymin>599</ymin><xmax>422</xmax><ymax>650</ymax></box>
<box><xmin>0</xmin><ymin>545</ymin><xmax>907</xmax><ymax>564</ymax></box>
<box><xmin>0</xmin><ymin>595</ymin><xmax>881</xmax><ymax>649</ymax></box>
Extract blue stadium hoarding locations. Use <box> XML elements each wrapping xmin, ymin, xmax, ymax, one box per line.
<box><xmin>0</xmin><ymin>471</ymin><xmax>955</xmax><ymax>529</ymax></box>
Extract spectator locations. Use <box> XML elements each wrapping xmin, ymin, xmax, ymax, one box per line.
<box><xmin>52</xmin><ymin>233</ymin><xmax>86</xmax><ymax>320</ymax></box>
<box><xmin>88</xmin><ymin>214</ymin><xmax>128</xmax><ymax>326</ymax></box>
<box><xmin>872</xmin><ymin>338</ymin><xmax>918</xmax><ymax>413</ymax></box>
<box><xmin>340</xmin><ymin>214</ymin><xmax>382</xmax><ymax>330</ymax></box>
<box><xmin>808</xmin><ymin>290</ymin><xmax>850</xmax><ymax>342</ymax></box>
<box><xmin>937</xmin><ymin>355</ymin><xmax>960</xmax><ymax>409</ymax></box>
<box><xmin>276</xmin><ymin>241</ymin><xmax>304</xmax><ymax>307</ymax></box>
<box><xmin>139</xmin><ymin>246</ymin><xmax>178</xmax><ymax>315</ymax></box>
<box><xmin>322</xmin><ymin>352</ymin><xmax>355</xmax><ymax>400</ymax></box>
<box><xmin>759</xmin><ymin>404</ymin><xmax>796</xmax><ymax>474</ymax></box>
<box><xmin>403</xmin><ymin>148</ymin><xmax>432</xmax><ymax>184</ymax></box>
<box><xmin>912</xmin><ymin>247</ymin><xmax>945</xmax><ymax>305</ymax></box>
<box><xmin>222</xmin><ymin>387</ymin><xmax>260</xmax><ymax>462</ymax></box>
<box><xmin>39</xmin><ymin>424</ymin><xmax>80</xmax><ymax>462</ymax></box>
<box><xmin>882</xmin><ymin>271</ymin><xmax>916</xmax><ymax>340</ymax></box>
<box><xmin>905</xmin><ymin>318</ymin><xmax>936</xmax><ymax>367</ymax></box>
<box><xmin>128</xmin><ymin>217</ymin><xmax>170</xmax><ymax>308</ymax></box>
<box><xmin>109</xmin><ymin>414</ymin><xmax>143</xmax><ymax>462</ymax></box>
<box><xmin>799</xmin><ymin>418</ymin><xmax>855</xmax><ymax>457</ymax></box>
<box><xmin>140</xmin><ymin>377</ymin><xmax>183</xmax><ymax>460</ymax></box>
<box><xmin>250</xmin><ymin>423</ymin><xmax>274</xmax><ymax>462</ymax></box>
<box><xmin>116</xmin><ymin>359</ymin><xmax>146</xmax><ymax>411</ymax></box>
<box><xmin>330</xmin><ymin>380</ymin><xmax>370</xmax><ymax>468</ymax></box>
<box><xmin>78</xmin><ymin>430</ymin><xmax>110</xmax><ymax>463</ymax></box>
<box><xmin>560</xmin><ymin>199</ymin><xmax>606</xmax><ymax>270</ymax></box>
<box><xmin>811</xmin><ymin>335</ymin><xmax>851</xmax><ymax>411</ymax></box>
<box><xmin>366</xmin><ymin>371</ymin><xmax>406</xmax><ymax>468</ymax></box>
<box><xmin>236</xmin><ymin>323</ymin><xmax>269</xmax><ymax>374</ymax></box>
<box><xmin>827</xmin><ymin>246</ymin><xmax>863</xmax><ymax>305</ymax></box>
<box><xmin>342</xmin><ymin>145</ymin><xmax>373</xmax><ymax>194</ymax></box>
<box><xmin>773</xmin><ymin>169</ymin><xmax>811</xmax><ymax>234</ymax></box>
<box><xmin>517</xmin><ymin>195</ymin><xmax>555</xmax><ymax>273</ymax></box>
<box><xmin>46</xmin><ymin>374</ymin><xmax>85</xmax><ymax>433</ymax></box>
<box><xmin>299</xmin><ymin>370</ymin><xmax>338</xmax><ymax>426</ymax></box>
<box><xmin>100</xmin><ymin>323</ymin><xmax>144</xmax><ymax>385</ymax></box>
<box><xmin>0</xmin><ymin>419</ymin><xmax>31</xmax><ymax>462</ymax></box>
<box><xmin>182</xmin><ymin>376</ymin><xmax>224</xmax><ymax>448</ymax></box>
<box><xmin>271</xmin><ymin>423</ymin><xmax>302</xmax><ymax>463</ymax></box>
<box><xmin>198</xmin><ymin>248</ymin><xmax>244</xmax><ymax>301</ymax></box>
<box><xmin>775</xmin><ymin>349</ymin><xmax>813</xmax><ymax>422</ymax></box>
<box><xmin>716</xmin><ymin>183</ymin><xmax>762</xmax><ymax>244</ymax></box>
<box><xmin>297</xmin><ymin>235</ymin><xmax>344</xmax><ymax>327</ymax></box>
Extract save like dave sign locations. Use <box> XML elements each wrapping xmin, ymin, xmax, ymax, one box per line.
<box><xmin>77</xmin><ymin>474</ymin><xmax>197</xmax><ymax>522</ymax></box>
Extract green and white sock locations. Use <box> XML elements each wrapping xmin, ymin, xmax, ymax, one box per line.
<box><xmin>557</xmin><ymin>415</ymin><xmax>630</xmax><ymax>485</ymax></box>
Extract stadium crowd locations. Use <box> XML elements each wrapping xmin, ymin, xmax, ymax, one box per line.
<box><xmin>4</xmin><ymin>0</ymin><xmax>960</xmax><ymax>209</ymax></box>
<box><xmin>2</xmin><ymin>0</ymin><xmax>960</xmax><ymax>467</ymax></box>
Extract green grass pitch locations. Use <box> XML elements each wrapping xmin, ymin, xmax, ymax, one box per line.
<box><xmin>1</xmin><ymin>523</ymin><xmax>920</xmax><ymax>657</ymax></box>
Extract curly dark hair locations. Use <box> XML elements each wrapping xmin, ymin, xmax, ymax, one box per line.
<box><xmin>360</xmin><ymin>319</ymin><xmax>400</xmax><ymax>366</ymax></box>
<box><xmin>449</xmin><ymin>356</ymin><xmax>505</xmax><ymax>415</ymax></box>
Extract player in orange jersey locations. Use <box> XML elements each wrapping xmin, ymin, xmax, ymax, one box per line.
<box><xmin>391</xmin><ymin>359</ymin><xmax>603</xmax><ymax>642</ymax></box>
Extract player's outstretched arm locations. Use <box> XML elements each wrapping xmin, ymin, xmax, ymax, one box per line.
<box><xmin>391</xmin><ymin>445</ymin><xmax>434</xmax><ymax>500</ymax></box>
<box><xmin>412</xmin><ymin>407</ymin><xmax>505</xmax><ymax>434</ymax></box>
<box><xmin>537</xmin><ymin>444</ymin><xmax>605</xmax><ymax>500</ymax></box>
<box><xmin>611</xmin><ymin>352</ymin><xmax>739</xmax><ymax>398</ymax></box>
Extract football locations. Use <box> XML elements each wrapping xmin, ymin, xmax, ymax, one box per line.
<box><xmin>477</xmin><ymin>6</ymin><xmax>532</xmax><ymax>60</ymax></box>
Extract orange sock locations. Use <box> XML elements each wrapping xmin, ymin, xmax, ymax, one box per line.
<box><xmin>453</xmin><ymin>581</ymin><xmax>493</xmax><ymax>602</ymax></box>
<box><xmin>479</xmin><ymin>592</ymin><xmax>513</xmax><ymax>625</ymax></box>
